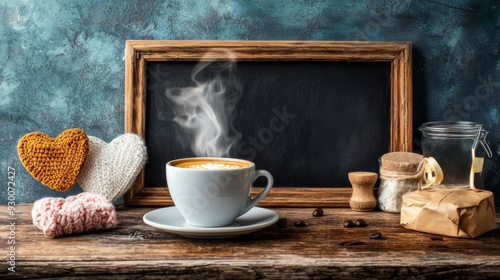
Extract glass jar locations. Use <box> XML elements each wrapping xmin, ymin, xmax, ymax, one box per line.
<box><xmin>378</xmin><ymin>152</ymin><xmax>423</xmax><ymax>213</ymax></box>
<box><xmin>419</xmin><ymin>121</ymin><xmax>492</xmax><ymax>189</ymax></box>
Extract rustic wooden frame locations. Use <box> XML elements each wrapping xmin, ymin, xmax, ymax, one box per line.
<box><xmin>124</xmin><ymin>40</ymin><xmax>412</xmax><ymax>207</ymax></box>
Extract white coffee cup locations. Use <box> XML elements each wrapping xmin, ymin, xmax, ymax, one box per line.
<box><xmin>166</xmin><ymin>157</ymin><xmax>274</xmax><ymax>227</ymax></box>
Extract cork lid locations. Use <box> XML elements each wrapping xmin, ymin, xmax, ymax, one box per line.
<box><xmin>380</xmin><ymin>152</ymin><xmax>423</xmax><ymax>173</ymax></box>
<box><xmin>348</xmin><ymin>171</ymin><xmax>378</xmax><ymax>184</ymax></box>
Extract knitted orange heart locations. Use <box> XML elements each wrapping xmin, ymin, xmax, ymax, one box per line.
<box><xmin>17</xmin><ymin>129</ymin><xmax>89</xmax><ymax>192</ymax></box>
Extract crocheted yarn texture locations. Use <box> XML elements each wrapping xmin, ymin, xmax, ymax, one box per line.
<box><xmin>31</xmin><ymin>192</ymin><xmax>117</xmax><ymax>238</ymax></box>
<box><xmin>77</xmin><ymin>134</ymin><xmax>147</xmax><ymax>202</ymax></box>
<box><xmin>17</xmin><ymin>128</ymin><xmax>89</xmax><ymax>192</ymax></box>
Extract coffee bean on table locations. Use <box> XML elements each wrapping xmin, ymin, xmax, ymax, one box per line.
<box><xmin>354</xmin><ymin>219</ymin><xmax>368</xmax><ymax>227</ymax></box>
<box><xmin>277</xmin><ymin>218</ymin><xmax>288</xmax><ymax>228</ymax></box>
<box><xmin>312</xmin><ymin>208</ymin><xmax>324</xmax><ymax>217</ymax></box>
<box><xmin>369</xmin><ymin>232</ymin><xmax>382</xmax><ymax>239</ymax></box>
<box><xmin>294</xmin><ymin>220</ymin><xmax>307</xmax><ymax>227</ymax></box>
<box><xmin>343</xmin><ymin>220</ymin><xmax>355</xmax><ymax>228</ymax></box>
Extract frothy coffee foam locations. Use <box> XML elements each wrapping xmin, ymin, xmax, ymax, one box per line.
<box><xmin>187</xmin><ymin>163</ymin><xmax>239</xmax><ymax>170</ymax></box>
<box><xmin>173</xmin><ymin>159</ymin><xmax>251</xmax><ymax>170</ymax></box>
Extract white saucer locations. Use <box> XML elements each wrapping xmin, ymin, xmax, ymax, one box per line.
<box><xmin>143</xmin><ymin>206</ymin><xmax>279</xmax><ymax>239</ymax></box>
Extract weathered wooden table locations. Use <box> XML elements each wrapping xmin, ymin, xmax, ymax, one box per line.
<box><xmin>2</xmin><ymin>204</ymin><xmax>499</xmax><ymax>279</ymax></box>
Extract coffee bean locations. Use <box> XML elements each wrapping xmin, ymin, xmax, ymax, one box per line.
<box><xmin>277</xmin><ymin>218</ymin><xmax>288</xmax><ymax>228</ymax></box>
<box><xmin>354</xmin><ymin>219</ymin><xmax>368</xmax><ymax>227</ymax></box>
<box><xmin>343</xmin><ymin>220</ymin><xmax>355</xmax><ymax>228</ymax></box>
<box><xmin>369</xmin><ymin>232</ymin><xmax>382</xmax><ymax>239</ymax></box>
<box><xmin>312</xmin><ymin>208</ymin><xmax>324</xmax><ymax>217</ymax></box>
<box><xmin>294</xmin><ymin>220</ymin><xmax>307</xmax><ymax>227</ymax></box>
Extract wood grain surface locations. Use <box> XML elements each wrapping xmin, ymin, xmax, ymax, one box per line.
<box><xmin>2</xmin><ymin>204</ymin><xmax>499</xmax><ymax>279</ymax></box>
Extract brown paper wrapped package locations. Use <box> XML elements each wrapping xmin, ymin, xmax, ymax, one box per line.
<box><xmin>400</xmin><ymin>188</ymin><xmax>497</xmax><ymax>238</ymax></box>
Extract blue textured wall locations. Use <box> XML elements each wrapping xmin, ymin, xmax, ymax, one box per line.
<box><xmin>1</xmin><ymin>0</ymin><xmax>499</xmax><ymax>204</ymax></box>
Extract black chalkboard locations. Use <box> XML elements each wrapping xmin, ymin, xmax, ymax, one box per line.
<box><xmin>145</xmin><ymin>61</ymin><xmax>391</xmax><ymax>188</ymax></box>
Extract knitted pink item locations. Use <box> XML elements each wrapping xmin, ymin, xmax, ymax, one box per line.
<box><xmin>31</xmin><ymin>192</ymin><xmax>117</xmax><ymax>238</ymax></box>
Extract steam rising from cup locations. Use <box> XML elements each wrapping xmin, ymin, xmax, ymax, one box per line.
<box><xmin>165</xmin><ymin>50</ymin><xmax>241</xmax><ymax>157</ymax></box>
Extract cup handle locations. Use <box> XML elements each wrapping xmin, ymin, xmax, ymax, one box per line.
<box><xmin>238</xmin><ymin>170</ymin><xmax>274</xmax><ymax>216</ymax></box>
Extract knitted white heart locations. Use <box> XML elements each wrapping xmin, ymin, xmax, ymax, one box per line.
<box><xmin>77</xmin><ymin>134</ymin><xmax>147</xmax><ymax>202</ymax></box>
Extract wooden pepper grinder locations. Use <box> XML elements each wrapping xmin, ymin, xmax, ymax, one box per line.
<box><xmin>348</xmin><ymin>171</ymin><xmax>378</xmax><ymax>211</ymax></box>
